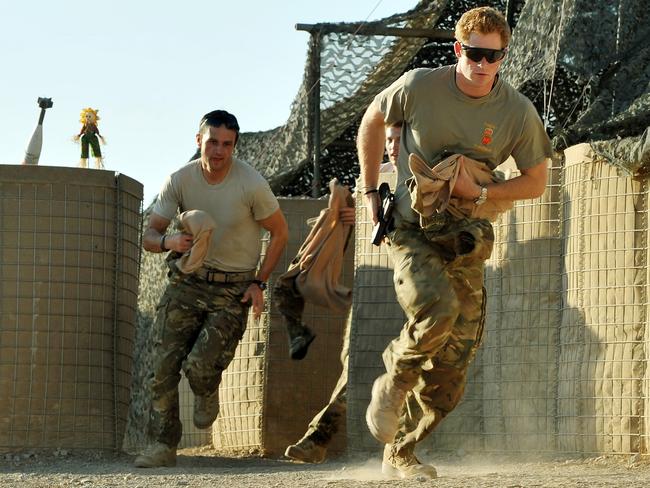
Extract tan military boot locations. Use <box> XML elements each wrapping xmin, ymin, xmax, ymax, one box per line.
<box><xmin>382</xmin><ymin>443</ymin><xmax>437</xmax><ymax>479</ymax></box>
<box><xmin>133</xmin><ymin>442</ymin><xmax>177</xmax><ymax>468</ymax></box>
<box><xmin>365</xmin><ymin>374</ymin><xmax>407</xmax><ymax>443</ymax></box>
<box><xmin>284</xmin><ymin>435</ymin><xmax>327</xmax><ymax>463</ymax></box>
<box><xmin>194</xmin><ymin>389</ymin><xmax>220</xmax><ymax>429</ymax></box>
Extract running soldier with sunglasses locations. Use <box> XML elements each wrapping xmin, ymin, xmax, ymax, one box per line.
<box><xmin>357</xmin><ymin>7</ymin><xmax>552</xmax><ymax>479</ymax></box>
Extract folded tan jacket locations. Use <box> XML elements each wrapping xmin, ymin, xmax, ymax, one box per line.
<box><xmin>277</xmin><ymin>178</ymin><xmax>354</xmax><ymax>313</ymax></box>
<box><xmin>175</xmin><ymin>209</ymin><xmax>217</xmax><ymax>274</ymax></box>
<box><xmin>407</xmin><ymin>153</ymin><xmax>513</xmax><ymax>223</ymax></box>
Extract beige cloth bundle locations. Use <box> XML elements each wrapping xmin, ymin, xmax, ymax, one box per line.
<box><xmin>277</xmin><ymin>178</ymin><xmax>354</xmax><ymax>313</ymax></box>
<box><xmin>175</xmin><ymin>209</ymin><xmax>217</xmax><ymax>274</ymax></box>
<box><xmin>407</xmin><ymin>153</ymin><xmax>514</xmax><ymax>223</ymax></box>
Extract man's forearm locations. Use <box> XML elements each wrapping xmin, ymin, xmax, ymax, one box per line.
<box><xmin>143</xmin><ymin>228</ymin><xmax>165</xmax><ymax>252</ymax></box>
<box><xmin>256</xmin><ymin>232</ymin><xmax>288</xmax><ymax>282</ymax></box>
<box><xmin>357</xmin><ymin>104</ymin><xmax>386</xmax><ymax>190</ymax></box>
<box><xmin>485</xmin><ymin>174</ymin><xmax>545</xmax><ymax>201</ymax></box>
<box><xmin>486</xmin><ymin>159</ymin><xmax>549</xmax><ymax>201</ymax></box>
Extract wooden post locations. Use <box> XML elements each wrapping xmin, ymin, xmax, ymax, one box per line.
<box><xmin>295</xmin><ymin>22</ymin><xmax>455</xmax><ymax>197</ymax></box>
<box><xmin>308</xmin><ymin>32</ymin><xmax>322</xmax><ymax>198</ymax></box>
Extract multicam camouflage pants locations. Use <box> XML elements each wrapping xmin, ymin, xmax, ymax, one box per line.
<box><xmin>273</xmin><ymin>280</ymin><xmax>309</xmax><ymax>342</ymax></box>
<box><xmin>384</xmin><ymin>216</ymin><xmax>493</xmax><ymax>454</ymax></box>
<box><xmin>149</xmin><ymin>272</ymin><xmax>251</xmax><ymax>448</ymax></box>
<box><xmin>274</xmin><ymin>279</ymin><xmax>348</xmax><ymax>447</ymax></box>
<box><xmin>302</xmin><ymin>317</ymin><xmax>350</xmax><ymax>446</ymax></box>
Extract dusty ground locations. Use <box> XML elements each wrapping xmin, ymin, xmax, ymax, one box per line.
<box><xmin>2</xmin><ymin>446</ymin><xmax>650</xmax><ymax>487</ymax></box>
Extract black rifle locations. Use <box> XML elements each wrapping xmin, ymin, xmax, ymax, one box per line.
<box><xmin>371</xmin><ymin>182</ymin><xmax>395</xmax><ymax>246</ymax></box>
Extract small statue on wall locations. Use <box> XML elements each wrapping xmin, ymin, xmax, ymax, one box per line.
<box><xmin>73</xmin><ymin>107</ymin><xmax>105</xmax><ymax>169</ymax></box>
<box><xmin>22</xmin><ymin>97</ymin><xmax>54</xmax><ymax>165</ymax></box>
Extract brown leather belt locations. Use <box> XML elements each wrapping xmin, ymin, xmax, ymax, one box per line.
<box><xmin>193</xmin><ymin>267</ymin><xmax>256</xmax><ymax>283</ymax></box>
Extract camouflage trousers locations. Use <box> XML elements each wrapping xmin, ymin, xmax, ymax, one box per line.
<box><xmin>274</xmin><ymin>278</ymin><xmax>348</xmax><ymax>447</ymax></box>
<box><xmin>148</xmin><ymin>272</ymin><xmax>251</xmax><ymax>448</ymax></box>
<box><xmin>273</xmin><ymin>279</ymin><xmax>309</xmax><ymax>342</ymax></box>
<box><xmin>384</xmin><ymin>216</ymin><xmax>493</xmax><ymax>454</ymax></box>
<box><xmin>303</xmin><ymin>317</ymin><xmax>350</xmax><ymax>446</ymax></box>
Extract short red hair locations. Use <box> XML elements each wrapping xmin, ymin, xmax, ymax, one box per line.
<box><xmin>455</xmin><ymin>7</ymin><xmax>511</xmax><ymax>48</ymax></box>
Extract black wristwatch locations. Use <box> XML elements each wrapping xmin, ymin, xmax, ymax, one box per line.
<box><xmin>252</xmin><ymin>279</ymin><xmax>267</xmax><ymax>291</ymax></box>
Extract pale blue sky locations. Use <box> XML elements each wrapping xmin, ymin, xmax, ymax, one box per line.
<box><xmin>0</xmin><ymin>0</ymin><xmax>417</xmax><ymax>205</ymax></box>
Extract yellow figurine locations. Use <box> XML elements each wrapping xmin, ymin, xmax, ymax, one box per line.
<box><xmin>73</xmin><ymin>107</ymin><xmax>105</xmax><ymax>169</ymax></box>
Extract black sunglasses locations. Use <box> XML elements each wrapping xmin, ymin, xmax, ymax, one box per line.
<box><xmin>460</xmin><ymin>44</ymin><xmax>507</xmax><ymax>63</ymax></box>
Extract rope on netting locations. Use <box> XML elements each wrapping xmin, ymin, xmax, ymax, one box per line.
<box><xmin>543</xmin><ymin>0</ymin><xmax>566</xmax><ymax>129</ymax></box>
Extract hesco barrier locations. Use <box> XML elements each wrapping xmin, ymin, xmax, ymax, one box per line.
<box><xmin>126</xmin><ymin>197</ymin><xmax>351</xmax><ymax>457</ymax></box>
<box><xmin>347</xmin><ymin>145</ymin><xmax>650</xmax><ymax>458</ymax></box>
<box><xmin>0</xmin><ymin>165</ymin><xmax>143</xmax><ymax>452</ymax></box>
<box><xmin>126</xmin><ymin>148</ymin><xmax>650</xmax><ymax>459</ymax></box>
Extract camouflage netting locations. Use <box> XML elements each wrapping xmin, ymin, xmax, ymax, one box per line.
<box><xmin>234</xmin><ymin>0</ymin><xmax>448</xmax><ymax>196</ymax></box>
<box><xmin>232</xmin><ymin>0</ymin><xmax>650</xmax><ymax>196</ymax></box>
<box><xmin>501</xmin><ymin>0</ymin><xmax>650</xmax><ymax>173</ymax></box>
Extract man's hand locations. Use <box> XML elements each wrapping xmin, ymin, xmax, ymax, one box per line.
<box><xmin>339</xmin><ymin>207</ymin><xmax>355</xmax><ymax>226</ymax></box>
<box><xmin>166</xmin><ymin>232</ymin><xmax>194</xmax><ymax>253</ymax></box>
<box><xmin>241</xmin><ymin>284</ymin><xmax>264</xmax><ymax>320</ymax></box>
<box><xmin>451</xmin><ymin>158</ymin><xmax>482</xmax><ymax>200</ymax></box>
<box><xmin>144</xmin><ymin>213</ymin><xmax>195</xmax><ymax>254</ymax></box>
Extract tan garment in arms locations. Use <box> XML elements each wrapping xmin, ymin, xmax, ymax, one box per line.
<box><xmin>407</xmin><ymin>153</ymin><xmax>514</xmax><ymax>223</ymax></box>
<box><xmin>175</xmin><ymin>209</ymin><xmax>217</xmax><ymax>274</ymax></box>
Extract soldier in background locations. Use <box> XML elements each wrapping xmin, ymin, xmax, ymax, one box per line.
<box><xmin>283</xmin><ymin>123</ymin><xmax>401</xmax><ymax>464</ymax></box>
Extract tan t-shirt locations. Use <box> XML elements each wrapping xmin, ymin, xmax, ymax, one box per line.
<box><xmin>375</xmin><ymin>65</ymin><xmax>553</xmax><ymax>223</ymax></box>
<box><xmin>153</xmin><ymin>158</ymin><xmax>279</xmax><ymax>272</ymax></box>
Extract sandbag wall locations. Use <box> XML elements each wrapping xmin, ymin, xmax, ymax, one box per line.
<box><xmin>428</xmin><ymin>157</ymin><xmax>563</xmax><ymax>454</ymax></box>
<box><xmin>0</xmin><ymin>165</ymin><xmax>142</xmax><ymax>452</ymax></box>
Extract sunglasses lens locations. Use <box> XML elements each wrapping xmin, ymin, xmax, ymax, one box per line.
<box><xmin>463</xmin><ymin>46</ymin><xmax>505</xmax><ymax>63</ymax></box>
<box><xmin>489</xmin><ymin>50</ymin><xmax>505</xmax><ymax>62</ymax></box>
<box><xmin>466</xmin><ymin>49</ymin><xmax>484</xmax><ymax>62</ymax></box>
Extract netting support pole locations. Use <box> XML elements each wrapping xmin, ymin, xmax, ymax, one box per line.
<box><xmin>308</xmin><ymin>31</ymin><xmax>322</xmax><ymax>198</ymax></box>
<box><xmin>505</xmin><ymin>0</ymin><xmax>515</xmax><ymax>28</ymax></box>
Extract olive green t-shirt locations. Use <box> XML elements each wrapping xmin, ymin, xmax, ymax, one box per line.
<box><xmin>153</xmin><ymin>158</ymin><xmax>279</xmax><ymax>272</ymax></box>
<box><xmin>375</xmin><ymin>65</ymin><xmax>553</xmax><ymax>223</ymax></box>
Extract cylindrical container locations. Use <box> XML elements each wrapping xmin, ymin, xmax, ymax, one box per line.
<box><xmin>0</xmin><ymin>165</ymin><xmax>142</xmax><ymax>452</ymax></box>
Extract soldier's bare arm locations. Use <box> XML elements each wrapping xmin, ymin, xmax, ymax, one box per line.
<box><xmin>357</xmin><ymin>102</ymin><xmax>386</xmax><ymax>225</ymax></box>
<box><xmin>143</xmin><ymin>212</ymin><xmax>193</xmax><ymax>253</ymax></box>
<box><xmin>241</xmin><ymin>208</ymin><xmax>289</xmax><ymax>319</ymax></box>
<box><xmin>452</xmin><ymin>157</ymin><xmax>549</xmax><ymax>202</ymax></box>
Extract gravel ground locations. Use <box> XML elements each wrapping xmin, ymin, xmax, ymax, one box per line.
<box><xmin>2</xmin><ymin>447</ymin><xmax>650</xmax><ymax>487</ymax></box>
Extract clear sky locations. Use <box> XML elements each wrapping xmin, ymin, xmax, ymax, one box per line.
<box><xmin>0</xmin><ymin>0</ymin><xmax>417</xmax><ymax>205</ymax></box>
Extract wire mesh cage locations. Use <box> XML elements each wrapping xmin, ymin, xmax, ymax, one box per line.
<box><xmin>0</xmin><ymin>165</ymin><xmax>142</xmax><ymax>452</ymax></box>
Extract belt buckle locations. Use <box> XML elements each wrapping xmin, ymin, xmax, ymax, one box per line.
<box><xmin>206</xmin><ymin>270</ymin><xmax>216</xmax><ymax>283</ymax></box>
